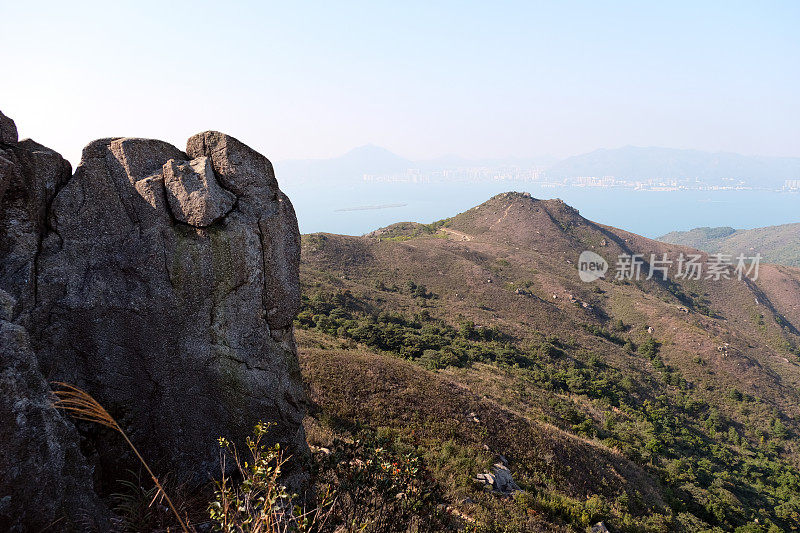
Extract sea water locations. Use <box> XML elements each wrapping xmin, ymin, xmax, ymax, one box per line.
<box><xmin>280</xmin><ymin>179</ymin><xmax>800</xmax><ymax>238</ymax></box>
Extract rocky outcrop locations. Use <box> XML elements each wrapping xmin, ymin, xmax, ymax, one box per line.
<box><xmin>474</xmin><ymin>456</ymin><xmax>520</xmax><ymax>495</ymax></box>
<box><xmin>0</xmin><ymin>312</ymin><xmax>112</xmax><ymax>531</ymax></box>
<box><xmin>0</xmin><ymin>133</ymin><xmax>72</xmax><ymax>326</ymax></box>
<box><xmin>0</xmin><ymin>110</ymin><xmax>307</xmax><ymax>529</ymax></box>
<box><xmin>163</xmin><ymin>156</ymin><xmax>235</xmax><ymax>227</ymax></box>
<box><xmin>0</xmin><ymin>110</ymin><xmax>17</xmax><ymax>144</ymax></box>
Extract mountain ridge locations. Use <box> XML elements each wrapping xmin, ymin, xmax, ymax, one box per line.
<box><xmin>298</xmin><ymin>191</ymin><xmax>800</xmax><ymax>530</ymax></box>
<box><xmin>659</xmin><ymin>223</ymin><xmax>800</xmax><ymax>267</ymax></box>
<box><xmin>276</xmin><ymin>145</ymin><xmax>800</xmax><ymax>185</ymax></box>
<box><xmin>547</xmin><ymin>146</ymin><xmax>800</xmax><ymax>185</ymax></box>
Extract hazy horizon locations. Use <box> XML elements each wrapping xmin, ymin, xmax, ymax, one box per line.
<box><xmin>277</xmin><ymin>142</ymin><xmax>800</xmax><ymax>165</ymax></box>
<box><xmin>3</xmin><ymin>1</ymin><xmax>798</xmax><ymax>239</ymax></box>
<box><xmin>2</xmin><ymin>1</ymin><xmax>798</xmax><ymax>167</ymax></box>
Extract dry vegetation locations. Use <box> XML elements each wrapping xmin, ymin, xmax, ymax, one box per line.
<box><xmin>296</xmin><ymin>192</ymin><xmax>800</xmax><ymax>532</ymax></box>
<box><xmin>48</xmin><ymin>193</ymin><xmax>800</xmax><ymax>532</ymax></box>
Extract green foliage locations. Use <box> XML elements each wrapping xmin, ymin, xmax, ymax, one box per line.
<box><xmin>771</xmin><ymin>418</ymin><xmax>789</xmax><ymax>440</ymax></box>
<box><xmin>612</xmin><ymin>319</ymin><xmax>628</xmax><ymax>332</ymax></box>
<box><xmin>638</xmin><ymin>337</ymin><xmax>660</xmax><ymax>358</ymax></box>
<box><xmin>477</xmin><ymin>490</ymin><xmax>617</xmax><ymax>532</ymax></box>
<box><xmin>582</xmin><ymin>324</ymin><xmax>628</xmax><ymax>345</ymax></box>
<box><xmin>297</xmin><ymin>290</ymin><xmax>518</xmax><ymax>368</ymax></box>
<box><xmin>403</xmin><ymin>280</ymin><xmax>436</xmax><ymax>299</ymax></box>
<box><xmin>664</xmin><ymin>281</ymin><xmax>719</xmax><ymax>317</ymax></box>
<box><xmin>209</xmin><ymin>422</ymin><xmax>323</xmax><ymax>533</ymax></box>
<box><xmin>297</xmin><ymin>289</ymin><xmax>800</xmax><ymax>531</ymax></box>
<box><xmin>374</xmin><ymin>219</ymin><xmax>452</xmax><ymax>241</ymax></box>
<box><xmin>210</xmin><ymin>424</ymin><xmax>445</xmax><ymax>533</ymax></box>
<box><xmin>728</xmin><ymin>388</ymin><xmax>744</xmax><ymax>402</ymax></box>
<box><xmin>313</xmin><ymin>436</ymin><xmax>446</xmax><ymax>532</ymax></box>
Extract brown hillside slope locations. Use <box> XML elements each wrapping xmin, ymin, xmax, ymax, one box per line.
<box><xmin>299</xmin><ymin>331</ymin><xmax>667</xmax><ymax>531</ymax></box>
<box><xmin>299</xmin><ymin>192</ymin><xmax>800</xmax><ymax>531</ymax></box>
<box><xmin>299</xmin><ymin>333</ymin><xmax>667</xmax><ymax>502</ymax></box>
<box><xmin>659</xmin><ymin>223</ymin><xmax>800</xmax><ymax>268</ymax></box>
<box><xmin>304</xmin><ymin>193</ymin><xmax>800</xmax><ymax>410</ymax></box>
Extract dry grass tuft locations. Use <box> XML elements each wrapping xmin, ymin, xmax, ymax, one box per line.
<box><xmin>51</xmin><ymin>382</ymin><xmax>191</xmax><ymax>533</ymax></box>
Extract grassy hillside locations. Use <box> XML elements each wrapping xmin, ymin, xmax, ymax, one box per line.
<box><xmin>298</xmin><ymin>192</ymin><xmax>800</xmax><ymax>532</ymax></box>
<box><xmin>659</xmin><ymin>224</ymin><xmax>800</xmax><ymax>268</ymax></box>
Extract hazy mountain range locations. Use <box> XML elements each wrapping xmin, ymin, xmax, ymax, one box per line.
<box><xmin>276</xmin><ymin>145</ymin><xmax>800</xmax><ymax>186</ymax></box>
<box><xmin>275</xmin><ymin>144</ymin><xmax>558</xmax><ymax>182</ymax></box>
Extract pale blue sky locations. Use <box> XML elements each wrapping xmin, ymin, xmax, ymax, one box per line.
<box><xmin>1</xmin><ymin>1</ymin><xmax>798</xmax><ymax>166</ymax></box>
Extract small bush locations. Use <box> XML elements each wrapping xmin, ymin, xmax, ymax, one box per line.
<box><xmin>209</xmin><ymin>422</ymin><xmax>329</xmax><ymax>533</ymax></box>
<box><xmin>314</xmin><ymin>436</ymin><xmax>447</xmax><ymax>532</ymax></box>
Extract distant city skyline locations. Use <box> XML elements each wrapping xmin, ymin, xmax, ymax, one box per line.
<box><xmin>2</xmin><ymin>1</ymin><xmax>798</xmax><ymax>167</ymax></box>
<box><xmin>275</xmin><ymin>143</ymin><xmax>800</xmax><ymax>192</ymax></box>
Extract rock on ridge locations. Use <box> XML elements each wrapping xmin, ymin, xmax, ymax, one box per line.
<box><xmin>0</xmin><ymin>110</ymin><xmax>308</xmax><ymax>528</ymax></box>
<box><xmin>163</xmin><ymin>156</ymin><xmax>236</xmax><ymax>226</ymax></box>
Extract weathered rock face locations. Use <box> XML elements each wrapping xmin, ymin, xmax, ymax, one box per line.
<box><xmin>0</xmin><ymin>313</ymin><xmax>112</xmax><ymax>531</ymax></box>
<box><xmin>163</xmin><ymin>156</ymin><xmax>236</xmax><ymax>227</ymax></box>
<box><xmin>0</xmin><ymin>110</ymin><xmax>17</xmax><ymax>144</ymax></box>
<box><xmin>0</xmin><ymin>110</ymin><xmax>307</xmax><ymax>528</ymax></box>
<box><xmin>0</xmin><ymin>134</ymin><xmax>72</xmax><ymax>326</ymax></box>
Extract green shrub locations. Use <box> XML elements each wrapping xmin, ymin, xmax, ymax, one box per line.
<box><xmin>638</xmin><ymin>337</ymin><xmax>660</xmax><ymax>358</ymax></box>
<box><xmin>209</xmin><ymin>422</ymin><xmax>328</xmax><ymax>533</ymax></box>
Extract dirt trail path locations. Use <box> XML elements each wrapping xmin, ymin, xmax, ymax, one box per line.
<box><xmin>440</xmin><ymin>227</ymin><xmax>473</xmax><ymax>241</ymax></box>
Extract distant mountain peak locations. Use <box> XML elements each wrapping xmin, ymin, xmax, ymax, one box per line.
<box><xmin>444</xmin><ymin>191</ymin><xmax>591</xmax><ymax>250</ymax></box>
<box><xmin>479</xmin><ymin>191</ymin><xmax>576</xmax><ymax>214</ymax></box>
